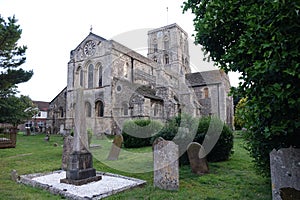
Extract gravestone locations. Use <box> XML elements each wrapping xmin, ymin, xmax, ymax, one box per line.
<box><xmin>270</xmin><ymin>147</ymin><xmax>300</xmax><ymax>200</ymax></box>
<box><xmin>187</xmin><ymin>142</ymin><xmax>209</xmax><ymax>175</ymax></box>
<box><xmin>11</xmin><ymin>169</ymin><xmax>19</xmax><ymax>182</ymax></box>
<box><xmin>107</xmin><ymin>134</ymin><xmax>123</xmax><ymax>160</ymax></box>
<box><xmin>61</xmin><ymin>135</ymin><xmax>73</xmax><ymax>170</ymax></box>
<box><xmin>153</xmin><ymin>137</ymin><xmax>179</xmax><ymax>191</ymax></box>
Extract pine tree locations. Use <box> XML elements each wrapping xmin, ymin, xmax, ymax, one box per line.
<box><xmin>0</xmin><ymin>15</ymin><xmax>35</xmax><ymax>125</ymax></box>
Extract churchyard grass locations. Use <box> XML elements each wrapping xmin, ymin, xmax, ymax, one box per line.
<box><xmin>0</xmin><ymin>132</ymin><xmax>271</xmax><ymax>199</ymax></box>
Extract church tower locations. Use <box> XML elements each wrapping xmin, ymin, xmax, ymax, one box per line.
<box><xmin>147</xmin><ymin>23</ymin><xmax>191</xmax><ymax>75</ymax></box>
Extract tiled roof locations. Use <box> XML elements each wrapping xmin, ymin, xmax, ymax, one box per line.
<box><xmin>136</xmin><ymin>85</ymin><xmax>162</xmax><ymax>100</ymax></box>
<box><xmin>185</xmin><ymin>70</ymin><xmax>223</xmax><ymax>86</ymax></box>
<box><xmin>33</xmin><ymin>101</ymin><xmax>49</xmax><ymax>111</ymax></box>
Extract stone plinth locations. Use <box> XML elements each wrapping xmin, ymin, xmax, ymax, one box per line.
<box><xmin>60</xmin><ymin>151</ymin><xmax>101</xmax><ymax>186</ymax></box>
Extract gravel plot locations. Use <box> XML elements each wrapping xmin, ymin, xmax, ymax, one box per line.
<box><xmin>20</xmin><ymin>170</ymin><xmax>146</xmax><ymax>200</ymax></box>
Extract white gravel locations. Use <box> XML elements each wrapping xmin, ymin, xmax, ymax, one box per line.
<box><xmin>21</xmin><ymin>170</ymin><xmax>146</xmax><ymax>199</ymax></box>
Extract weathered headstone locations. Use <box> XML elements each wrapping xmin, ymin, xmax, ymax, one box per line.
<box><xmin>187</xmin><ymin>142</ymin><xmax>209</xmax><ymax>175</ymax></box>
<box><xmin>11</xmin><ymin>169</ymin><xmax>19</xmax><ymax>182</ymax></box>
<box><xmin>107</xmin><ymin>134</ymin><xmax>123</xmax><ymax>160</ymax></box>
<box><xmin>61</xmin><ymin>135</ymin><xmax>73</xmax><ymax>170</ymax></box>
<box><xmin>270</xmin><ymin>147</ymin><xmax>300</xmax><ymax>200</ymax></box>
<box><xmin>153</xmin><ymin>137</ymin><xmax>179</xmax><ymax>191</ymax></box>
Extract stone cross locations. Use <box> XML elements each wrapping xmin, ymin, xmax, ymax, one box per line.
<box><xmin>107</xmin><ymin>134</ymin><xmax>123</xmax><ymax>161</ymax></box>
<box><xmin>73</xmin><ymin>88</ymin><xmax>88</xmax><ymax>152</ymax></box>
<box><xmin>153</xmin><ymin>137</ymin><xmax>179</xmax><ymax>191</ymax></box>
<box><xmin>60</xmin><ymin>88</ymin><xmax>101</xmax><ymax>185</ymax></box>
<box><xmin>187</xmin><ymin>142</ymin><xmax>209</xmax><ymax>175</ymax></box>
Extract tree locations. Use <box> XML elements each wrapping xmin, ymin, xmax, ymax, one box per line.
<box><xmin>0</xmin><ymin>95</ymin><xmax>37</xmax><ymax>126</ymax></box>
<box><xmin>183</xmin><ymin>0</ymin><xmax>300</xmax><ymax>175</ymax></box>
<box><xmin>0</xmin><ymin>15</ymin><xmax>33</xmax><ymax>97</ymax></box>
<box><xmin>0</xmin><ymin>15</ymin><xmax>34</xmax><ymax>126</ymax></box>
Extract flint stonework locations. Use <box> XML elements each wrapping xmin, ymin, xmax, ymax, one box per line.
<box><xmin>187</xmin><ymin>142</ymin><xmax>209</xmax><ymax>175</ymax></box>
<box><xmin>153</xmin><ymin>137</ymin><xmax>179</xmax><ymax>191</ymax></box>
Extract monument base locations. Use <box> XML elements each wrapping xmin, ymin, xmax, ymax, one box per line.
<box><xmin>60</xmin><ymin>175</ymin><xmax>102</xmax><ymax>186</ymax></box>
<box><xmin>60</xmin><ymin>150</ymin><xmax>101</xmax><ymax>186</ymax></box>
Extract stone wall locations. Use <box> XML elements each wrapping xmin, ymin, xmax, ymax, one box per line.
<box><xmin>48</xmin><ymin>87</ymin><xmax>67</xmax><ymax>134</ymax></box>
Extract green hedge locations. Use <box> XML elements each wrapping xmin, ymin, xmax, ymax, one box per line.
<box><xmin>194</xmin><ymin>116</ymin><xmax>234</xmax><ymax>162</ymax></box>
<box><xmin>122</xmin><ymin>119</ymin><xmax>163</xmax><ymax>148</ymax></box>
<box><xmin>152</xmin><ymin>115</ymin><xmax>234</xmax><ymax>165</ymax></box>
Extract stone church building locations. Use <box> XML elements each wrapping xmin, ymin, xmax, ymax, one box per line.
<box><xmin>47</xmin><ymin>23</ymin><xmax>233</xmax><ymax>135</ymax></box>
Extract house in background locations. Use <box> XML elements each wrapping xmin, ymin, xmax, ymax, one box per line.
<box><xmin>19</xmin><ymin>101</ymin><xmax>49</xmax><ymax>132</ymax></box>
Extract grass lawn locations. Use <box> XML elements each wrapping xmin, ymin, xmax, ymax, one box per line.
<box><xmin>0</xmin><ymin>132</ymin><xmax>271</xmax><ymax>199</ymax></box>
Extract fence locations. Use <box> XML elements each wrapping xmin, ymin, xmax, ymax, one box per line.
<box><xmin>0</xmin><ymin>127</ymin><xmax>17</xmax><ymax>149</ymax></box>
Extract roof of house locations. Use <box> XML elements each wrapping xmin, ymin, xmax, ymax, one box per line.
<box><xmin>33</xmin><ymin>101</ymin><xmax>49</xmax><ymax>111</ymax></box>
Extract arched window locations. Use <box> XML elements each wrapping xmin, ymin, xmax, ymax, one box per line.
<box><xmin>164</xmin><ymin>37</ymin><xmax>169</xmax><ymax>50</ymax></box>
<box><xmin>122</xmin><ymin>102</ymin><xmax>129</xmax><ymax>116</ymax></box>
<box><xmin>79</xmin><ymin>68</ymin><xmax>84</xmax><ymax>87</ymax></box>
<box><xmin>124</xmin><ymin>62</ymin><xmax>129</xmax><ymax>78</ymax></box>
<box><xmin>164</xmin><ymin>54</ymin><xmax>169</xmax><ymax>64</ymax></box>
<box><xmin>98</xmin><ymin>64</ymin><xmax>102</xmax><ymax>87</ymax></box>
<box><xmin>85</xmin><ymin>102</ymin><xmax>92</xmax><ymax>117</ymax></box>
<box><xmin>88</xmin><ymin>64</ymin><xmax>94</xmax><ymax>88</ymax></box>
<box><xmin>203</xmin><ymin>87</ymin><xmax>209</xmax><ymax>98</ymax></box>
<box><xmin>59</xmin><ymin>107</ymin><xmax>64</xmax><ymax>118</ymax></box>
<box><xmin>154</xmin><ymin>104</ymin><xmax>158</xmax><ymax>116</ymax></box>
<box><xmin>154</xmin><ymin>44</ymin><xmax>158</xmax><ymax>52</ymax></box>
<box><xmin>95</xmin><ymin>100</ymin><xmax>104</xmax><ymax>117</ymax></box>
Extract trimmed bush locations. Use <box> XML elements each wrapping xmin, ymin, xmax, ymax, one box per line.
<box><xmin>122</xmin><ymin>119</ymin><xmax>163</xmax><ymax>148</ymax></box>
<box><xmin>194</xmin><ymin>116</ymin><xmax>234</xmax><ymax>162</ymax></box>
<box><xmin>153</xmin><ymin>115</ymin><xmax>234</xmax><ymax>165</ymax></box>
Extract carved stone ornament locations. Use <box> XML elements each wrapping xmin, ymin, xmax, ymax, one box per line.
<box><xmin>84</xmin><ymin>40</ymin><xmax>96</xmax><ymax>56</ymax></box>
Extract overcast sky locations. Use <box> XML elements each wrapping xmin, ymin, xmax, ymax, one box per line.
<box><xmin>1</xmin><ymin>0</ymin><xmax>240</xmax><ymax>102</ymax></box>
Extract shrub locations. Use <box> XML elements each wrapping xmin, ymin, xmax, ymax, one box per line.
<box><xmin>195</xmin><ymin>116</ymin><xmax>234</xmax><ymax>162</ymax></box>
<box><xmin>151</xmin><ymin>114</ymin><xmax>198</xmax><ymax>164</ymax></box>
<box><xmin>122</xmin><ymin>119</ymin><xmax>163</xmax><ymax>148</ymax></box>
<box><xmin>153</xmin><ymin>115</ymin><xmax>234</xmax><ymax>165</ymax></box>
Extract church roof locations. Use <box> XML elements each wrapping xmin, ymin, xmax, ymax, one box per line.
<box><xmin>73</xmin><ymin>32</ymin><xmax>107</xmax><ymax>51</ymax></box>
<box><xmin>136</xmin><ymin>85</ymin><xmax>162</xmax><ymax>101</ymax></box>
<box><xmin>148</xmin><ymin>23</ymin><xmax>188</xmax><ymax>36</ymax></box>
<box><xmin>185</xmin><ymin>70</ymin><xmax>223</xmax><ymax>86</ymax></box>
